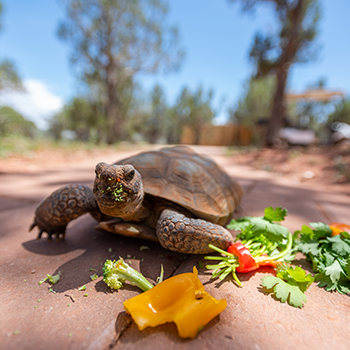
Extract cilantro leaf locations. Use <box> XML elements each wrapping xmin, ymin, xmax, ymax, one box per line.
<box><xmin>227</xmin><ymin>219</ymin><xmax>251</xmax><ymax>231</ymax></box>
<box><xmin>298</xmin><ymin>223</ymin><xmax>332</xmax><ymax>242</ymax></box>
<box><xmin>261</xmin><ymin>276</ymin><xmax>307</xmax><ymax>308</ymax></box>
<box><xmin>249</xmin><ymin>217</ymin><xmax>289</xmax><ymax>240</ymax></box>
<box><xmin>314</xmin><ymin>259</ymin><xmax>347</xmax><ymax>293</ymax></box>
<box><xmin>309</xmin><ymin>222</ymin><xmax>333</xmax><ymax>239</ymax></box>
<box><xmin>296</xmin><ymin>241</ymin><xmax>320</xmax><ymax>256</ymax></box>
<box><xmin>295</xmin><ymin>221</ymin><xmax>350</xmax><ymax>295</ymax></box>
<box><xmin>340</xmin><ymin>231</ymin><xmax>350</xmax><ymax>239</ymax></box>
<box><xmin>264</xmin><ymin>207</ymin><xmax>287</xmax><ymax>222</ymax></box>
<box><xmin>228</xmin><ymin>216</ymin><xmax>289</xmax><ymax>241</ymax></box>
<box><xmin>228</xmin><ymin>207</ymin><xmax>289</xmax><ymax>241</ymax></box>
<box><xmin>323</xmin><ymin>259</ymin><xmax>343</xmax><ymax>284</ymax></box>
<box><xmin>228</xmin><ymin>207</ymin><xmax>291</xmax><ymax>261</ymax></box>
<box><xmin>337</xmin><ymin>278</ymin><xmax>350</xmax><ymax>294</ymax></box>
<box><xmin>261</xmin><ymin>265</ymin><xmax>313</xmax><ymax>308</ymax></box>
<box><xmin>300</xmin><ymin>225</ymin><xmax>314</xmax><ymax>237</ymax></box>
<box><xmin>315</xmin><ymin>272</ymin><xmax>337</xmax><ymax>292</ymax></box>
<box><xmin>277</xmin><ymin>265</ymin><xmax>314</xmax><ymax>293</ymax></box>
<box><xmin>345</xmin><ymin>259</ymin><xmax>350</xmax><ymax>280</ymax></box>
<box><xmin>326</xmin><ymin>235</ymin><xmax>350</xmax><ymax>256</ymax></box>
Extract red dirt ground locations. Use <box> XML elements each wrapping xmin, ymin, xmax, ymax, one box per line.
<box><xmin>227</xmin><ymin>142</ymin><xmax>350</xmax><ymax>196</ymax></box>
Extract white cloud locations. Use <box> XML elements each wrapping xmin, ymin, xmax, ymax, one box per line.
<box><xmin>0</xmin><ymin>79</ymin><xmax>64</xmax><ymax>130</ymax></box>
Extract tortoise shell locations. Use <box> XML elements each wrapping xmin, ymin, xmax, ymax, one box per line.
<box><xmin>115</xmin><ymin>145</ymin><xmax>243</xmax><ymax>226</ymax></box>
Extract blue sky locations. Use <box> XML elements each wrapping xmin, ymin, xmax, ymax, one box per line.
<box><xmin>0</xmin><ymin>0</ymin><xmax>349</xmax><ymax>129</ymax></box>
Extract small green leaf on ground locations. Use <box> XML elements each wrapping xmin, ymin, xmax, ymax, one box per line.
<box><xmin>90</xmin><ymin>273</ymin><xmax>98</xmax><ymax>281</ymax></box>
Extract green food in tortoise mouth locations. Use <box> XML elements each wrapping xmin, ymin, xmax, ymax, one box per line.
<box><xmin>99</xmin><ymin>182</ymin><xmax>125</xmax><ymax>202</ymax></box>
<box><xmin>112</xmin><ymin>183</ymin><xmax>125</xmax><ymax>202</ymax></box>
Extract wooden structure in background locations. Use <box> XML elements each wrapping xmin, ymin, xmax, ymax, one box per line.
<box><xmin>180</xmin><ymin>124</ymin><xmax>252</xmax><ymax>146</ymax></box>
<box><xmin>286</xmin><ymin>89</ymin><xmax>344</xmax><ymax>102</ymax></box>
<box><xmin>180</xmin><ymin>88</ymin><xmax>345</xmax><ymax>147</ymax></box>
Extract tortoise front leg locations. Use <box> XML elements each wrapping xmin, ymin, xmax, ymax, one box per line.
<box><xmin>156</xmin><ymin>209</ymin><xmax>233</xmax><ymax>254</ymax></box>
<box><xmin>29</xmin><ymin>184</ymin><xmax>102</xmax><ymax>241</ymax></box>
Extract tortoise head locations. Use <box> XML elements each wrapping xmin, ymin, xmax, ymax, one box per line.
<box><xmin>93</xmin><ymin>162</ymin><xmax>144</xmax><ymax>219</ymax></box>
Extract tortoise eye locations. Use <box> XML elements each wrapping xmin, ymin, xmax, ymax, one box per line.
<box><xmin>125</xmin><ymin>169</ymin><xmax>135</xmax><ymax>181</ymax></box>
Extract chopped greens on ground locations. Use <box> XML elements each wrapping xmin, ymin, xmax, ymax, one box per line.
<box><xmin>261</xmin><ymin>263</ymin><xmax>314</xmax><ymax>308</ymax></box>
<box><xmin>294</xmin><ymin>222</ymin><xmax>350</xmax><ymax>295</ymax></box>
<box><xmin>90</xmin><ymin>273</ymin><xmax>98</xmax><ymax>281</ymax></box>
<box><xmin>156</xmin><ymin>264</ymin><xmax>164</xmax><ymax>284</ymax></box>
<box><xmin>39</xmin><ymin>272</ymin><xmax>61</xmax><ymax>285</ymax></box>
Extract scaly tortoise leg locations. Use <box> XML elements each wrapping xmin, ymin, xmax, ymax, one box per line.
<box><xmin>156</xmin><ymin>209</ymin><xmax>233</xmax><ymax>254</ymax></box>
<box><xmin>29</xmin><ymin>184</ymin><xmax>103</xmax><ymax>241</ymax></box>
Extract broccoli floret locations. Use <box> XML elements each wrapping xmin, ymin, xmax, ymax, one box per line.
<box><xmin>103</xmin><ymin>258</ymin><xmax>154</xmax><ymax>292</ymax></box>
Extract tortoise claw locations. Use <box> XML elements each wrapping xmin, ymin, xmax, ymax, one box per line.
<box><xmin>37</xmin><ymin>229</ymin><xmax>44</xmax><ymax>240</ymax></box>
<box><xmin>54</xmin><ymin>232</ymin><xmax>65</xmax><ymax>242</ymax></box>
<box><xmin>30</xmin><ymin>220</ymin><xmax>66</xmax><ymax>242</ymax></box>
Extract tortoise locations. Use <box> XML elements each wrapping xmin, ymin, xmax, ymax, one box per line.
<box><xmin>30</xmin><ymin>145</ymin><xmax>244</xmax><ymax>254</ymax></box>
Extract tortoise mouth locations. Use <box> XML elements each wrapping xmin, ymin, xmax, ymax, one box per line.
<box><xmin>104</xmin><ymin>182</ymin><xmax>126</xmax><ymax>202</ymax></box>
<box><xmin>95</xmin><ymin>183</ymin><xmax>128</xmax><ymax>205</ymax></box>
<box><xmin>95</xmin><ymin>189</ymin><xmax>129</xmax><ymax>217</ymax></box>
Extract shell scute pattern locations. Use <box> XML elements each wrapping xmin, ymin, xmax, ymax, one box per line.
<box><xmin>116</xmin><ymin>146</ymin><xmax>243</xmax><ymax>226</ymax></box>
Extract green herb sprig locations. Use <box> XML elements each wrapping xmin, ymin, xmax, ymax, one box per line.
<box><xmin>228</xmin><ymin>207</ymin><xmax>294</xmax><ymax>262</ymax></box>
<box><xmin>261</xmin><ymin>263</ymin><xmax>314</xmax><ymax>308</ymax></box>
<box><xmin>295</xmin><ymin>222</ymin><xmax>350</xmax><ymax>295</ymax></box>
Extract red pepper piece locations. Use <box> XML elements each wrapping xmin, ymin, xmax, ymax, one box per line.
<box><xmin>227</xmin><ymin>242</ymin><xmax>258</xmax><ymax>273</ymax></box>
<box><xmin>227</xmin><ymin>243</ymin><xmax>277</xmax><ymax>273</ymax></box>
<box><xmin>256</xmin><ymin>255</ymin><xmax>277</xmax><ymax>268</ymax></box>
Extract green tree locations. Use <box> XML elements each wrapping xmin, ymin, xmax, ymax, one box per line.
<box><xmin>172</xmin><ymin>86</ymin><xmax>216</xmax><ymax>145</ymax></box>
<box><xmin>132</xmin><ymin>84</ymin><xmax>169</xmax><ymax>144</ymax></box>
<box><xmin>48</xmin><ymin>97</ymin><xmax>103</xmax><ymax>142</ymax></box>
<box><xmin>287</xmin><ymin>79</ymin><xmax>331</xmax><ymax>131</ymax></box>
<box><xmin>0</xmin><ymin>106</ymin><xmax>37</xmax><ymax>137</ymax></box>
<box><xmin>58</xmin><ymin>0</ymin><xmax>184</xmax><ymax>144</ymax></box>
<box><xmin>229</xmin><ymin>76</ymin><xmax>275</xmax><ymax>126</ymax></box>
<box><xmin>231</xmin><ymin>0</ymin><xmax>321</xmax><ymax>146</ymax></box>
<box><xmin>0</xmin><ymin>2</ymin><xmax>22</xmax><ymax>91</ymax></box>
<box><xmin>328</xmin><ymin>99</ymin><xmax>350</xmax><ymax>125</ymax></box>
<box><xmin>164</xmin><ymin>106</ymin><xmax>184</xmax><ymax>144</ymax></box>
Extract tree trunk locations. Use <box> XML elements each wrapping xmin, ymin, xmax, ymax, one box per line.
<box><xmin>265</xmin><ymin>66</ymin><xmax>288</xmax><ymax>146</ymax></box>
<box><xmin>265</xmin><ymin>0</ymin><xmax>304</xmax><ymax>147</ymax></box>
<box><xmin>105</xmin><ymin>62</ymin><xmax>124</xmax><ymax>144</ymax></box>
<box><xmin>193</xmin><ymin>124</ymin><xmax>202</xmax><ymax>145</ymax></box>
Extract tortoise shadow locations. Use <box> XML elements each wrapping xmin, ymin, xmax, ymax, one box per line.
<box><xmin>22</xmin><ymin>216</ymin><xmax>185</xmax><ymax>293</ymax></box>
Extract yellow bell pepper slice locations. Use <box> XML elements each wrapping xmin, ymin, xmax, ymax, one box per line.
<box><xmin>123</xmin><ymin>267</ymin><xmax>227</xmax><ymax>339</ymax></box>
